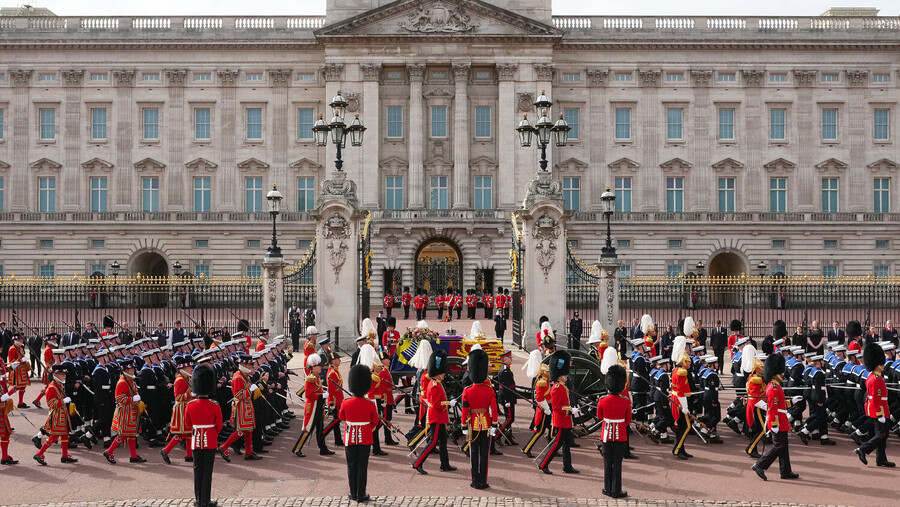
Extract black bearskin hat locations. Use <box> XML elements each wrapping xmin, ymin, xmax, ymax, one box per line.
<box><xmin>847</xmin><ymin>320</ymin><xmax>863</xmax><ymax>339</ymax></box>
<box><xmin>348</xmin><ymin>364</ymin><xmax>372</xmax><ymax>397</ymax></box>
<box><xmin>762</xmin><ymin>354</ymin><xmax>785</xmax><ymax>384</ymax></box>
<box><xmin>191</xmin><ymin>364</ymin><xmax>216</xmax><ymax>398</ymax></box>
<box><xmin>387</xmin><ymin>316</ymin><xmax>397</xmax><ymax>328</ymax></box>
<box><xmin>103</xmin><ymin>315</ymin><xmax>115</xmax><ymax>329</ymax></box>
<box><xmin>403</xmin><ymin>286</ymin><xmax>410</xmax><ymax>292</ymax></box>
<box><xmin>762</xmin><ymin>337</ymin><xmax>775</xmax><ymax>355</ymax></box>
<box><xmin>237</xmin><ymin>319</ymin><xmax>251</xmax><ymax>332</ymax></box>
<box><xmin>466</xmin><ymin>348</ymin><xmax>489</xmax><ymax>384</ymax></box>
<box><xmin>428</xmin><ymin>349</ymin><xmax>449</xmax><ymax>378</ymax></box>
<box><xmin>606</xmin><ymin>364</ymin><xmax>627</xmax><ymax>395</ymax></box>
<box><xmin>548</xmin><ymin>350</ymin><xmax>571</xmax><ymax>382</ymax></box>
<box><xmin>730</xmin><ymin>319</ymin><xmax>743</xmax><ymax>332</ymax></box>
<box><xmin>773</xmin><ymin>320</ymin><xmax>788</xmax><ymax>340</ymax></box>
<box><xmin>863</xmin><ymin>342</ymin><xmax>886</xmax><ymax>372</ymax></box>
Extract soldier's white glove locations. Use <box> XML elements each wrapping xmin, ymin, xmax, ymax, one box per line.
<box><xmin>505</xmin><ymin>403</ymin><xmax>511</xmax><ymax>408</ymax></box>
<box><xmin>539</xmin><ymin>400</ymin><xmax>551</xmax><ymax>415</ymax></box>
<box><xmin>772</xmin><ymin>426</ymin><xmax>781</xmax><ymax>433</ymax></box>
<box><xmin>755</xmin><ymin>400</ymin><xmax>768</xmax><ymax>411</ymax></box>
<box><xmin>249</xmin><ymin>383</ymin><xmax>260</xmax><ymax>392</ymax></box>
<box><xmin>63</xmin><ymin>397</ymin><xmax>72</xmax><ymax>404</ymax></box>
<box><xmin>462</xmin><ymin>429</ymin><xmax>468</xmax><ymax>436</ymax></box>
<box><xmin>490</xmin><ymin>427</ymin><xmax>497</xmax><ymax>437</ymax></box>
<box><xmin>878</xmin><ymin>416</ymin><xmax>887</xmax><ymax>423</ymax></box>
<box><xmin>132</xmin><ymin>395</ymin><xmax>141</xmax><ymax>402</ymax></box>
<box><xmin>322</xmin><ymin>390</ymin><xmax>329</xmax><ymax>399</ymax></box>
<box><xmin>678</xmin><ymin>397</ymin><xmax>689</xmax><ymax>414</ymax></box>
<box><xmin>449</xmin><ymin>399</ymin><xmax>457</xmax><ymax>408</ymax></box>
<box><xmin>571</xmin><ymin>407</ymin><xmax>581</xmax><ymax>417</ymax></box>
<box><xmin>10</xmin><ymin>362</ymin><xmax>19</xmax><ymax>369</ymax></box>
<box><xmin>0</xmin><ymin>394</ymin><xmax>9</xmax><ymax>402</ymax></box>
<box><xmin>792</xmin><ymin>396</ymin><xmax>803</xmax><ymax>404</ymax></box>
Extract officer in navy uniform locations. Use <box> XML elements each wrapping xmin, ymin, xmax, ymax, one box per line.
<box><xmin>494</xmin><ymin>350</ymin><xmax>517</xmax><ymax>447</ymax></box>
<box><xmin>798</xmin><ymin>352</ymin><xmax>835</xmax><ymax>445</ymax></box>
<box><xmin>698</xmin><ymin>356</ymin><xmax>723</xmax><ymax>443</ymax></box>
<box><xmin>647</xmin><ymin>356</ymin><xmax>672</xmax><ymax>444</ymax></box>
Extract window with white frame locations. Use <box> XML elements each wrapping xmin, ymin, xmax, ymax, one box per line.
<box><xmin>0</xmin><ymin>177</ymin><xmax>4</xmax><ymax>211</ymax></box>
<box><xmin>40</xmin><ymin>265</ymin><xmax>55</xmax><ymax>277</ymax></box>
<box><xmin>90</xmin><ymin>264</ymin><xmax>106</xmax><ymax>276</ymax></box>
<box><xmin>821</xmin><ymin>178</ymin><xmax>839</xmax><ymax>213</ymax></box>
<box><xmin>668</xmin><ymin>239</ymin><xmax>683</xmax><ymax>249</ymax></box>
<box><xmin>0</xmin><ymin>107</ymin><xmax>4</xmax><ymax>140</ymax></box>
<box><xmin>194</xmin><ymin>177</ymin><xmax>211</xmax><ymax>212</ymax></box>
<box><xmin>246</xmin><ymin>265</ymin><xmax>262</xmax><ymax>278</ymax></box>
<box><xmin>142</xmin><ymin>108</ymin><xmax>159</xmax><ymax>140</ymax></box>
<box><xmin>194</xmin><ymin>108</ymin><xmax>211</xmax><ymax>140</ymax></box>
<box><xmin>429</xmin><ymin>176</ymin><xmax>448</xmax><ymax>210</ymax></box>
<box><xmin>822</xmin><ymin>265</ymin><xmax>838</xmax><ymax>278</ymax></box>
<box><xmin>386</xmin><ymin>106</ymin><xmax>403</xmax><ymax>138</ymax></box>
<box><xmin>617</xmin><ymin>239</ymin><xmax>631</xmax><ymax>249</ymax></box>
<box><xmin>821</xmin><ymin>73</ymin><xmax>839</xmax><ymax>82</ymax></box>
<box><xmin>246</xmin><ymin>107</ymin><xmax>262</xmax><ymax>140</ymax></box>
<box><xmin>142</xmin><ymin>177</ymin><xmax>159</xmax><ymax>212</ymax></box>
<box><xmin>769</xmin><ymin>178</ymin><xmax>786</xmax><ymax>213</ymax></box>
<box><xmin>142</xmin><ymin>73</ymin><xmax>160</xmax><ymax>82</ymax></box>
<box><xmin>475</xmin><ymin>106</ymin><xmax>491</xmax><ymax>138</ymax></box>
<box><xmin>772</xmin><ymin>264</ymin><xmax>787</xmax><ymax>276</ymax></box>
<box><xmin>873</xmin><ymin>74</ymin><xmax>890</xmax><ymax>83</ymax></box>
<box><xmin>876</xmin><ymin>239</ymin><xmax>890</xmax><ymax>249</ymax></box>
<box><xmin>91</xmin><ymin>107</ymin><xmax>107</xmax><ymax>140</ymax></box>
<box><xmin>824</xmin><ymin>239</ymin><xmax>838</xmax><ymax>249</ymax></box>
<box><xmin>431</xmin><ymin>106</ymin><xmax>447</xmax><ymax>138</ymax></box>
<box><xmin>563</xmin><ymin>108</ymin><xmax>579</xmax><ymax>140</ymax></box>
<box><xmin>874</xmin><ymin>109</ymin><xmax>890</xmax><ymax>141</ymax></box>
<box><xmin>39</xmin><ymin>74</ymin><xmax>56</xmax><ymax>82</ymax></box>
<box><xmin>195</xmin><ymin>239</ymin><xmax>209</xmax><ymax>249</ymax></box>
<box><xmin>297</xmin><ymin>108</ymin><xmax>314</xmax><ymax>140</ymax></box>
<box><xmin>39</xmin><ymin>108</ymin><xmax>55</xmax><ymax>140</ymax></box>
<box><xmin>91</xmin><ymin>239</ymin><xmax>105</xmax><ymax>249</ymax></box>
<box><xmin>769</xmin><ymin>73</ymin><xmax>787</xmax><ymax>82</ymax></box>
<box><xmin>772</xmin><ymin>239</ymin><xmax>786</xmax><ymax>249</ymax></box>
<box><xmin>385</xmin><ymin>177</ymin><xmax>403</xmax><ymax>210</ymax></box>
<box><xmin>194</xmin><ymin>72</ymin><xmax>211</xmax><ymax>81</ymax></box>
<box><xmin>562</xmin><ymin>177</ymin><xmax>580</xmax><ymax>211</ymax></box>
<box><xmin>473</xmin><ymin>176</ymin><xmax>492</xmax><ymax>210</ymax></box>
<box><xmin>246</xmin><ymin>73</ymin><xmax>263</xmax><ymax>81</ymax></box>
<box><xmin>39</xmin><ymin>177</ymin><xmax>55</xmax><ymax>212</ymax></box>
<box><xmin>666</xmin><ymin>177</ymin><xmax>684</xmax><ymax>212</ymax></box>
<box><xmin>874</xmin><ymin>265</ymin><xmax>890</xmax><ymax>278</ymax></box>
<box><xmin>90</xmin><ymin>73</ymin><xmax>108</xmax><ymax>82</ymax></box>
<box><xmin>40</xmin><ymin>239</ymin><xmax>53</xmax><ymax>249</ymax></box>
<box><xmin>475</xmin><ymin>70</ymin><xmax>492</xmax><ymax>80</ymax></box>
<box><xmin>296</xmin><ymin>73</ymin><xmax>315</xmax><ymax>82</ymax></box>
<box><xmin>562</xmin><ymin>73</ymin><xmax>580</xmax><ymax>82</ymax></box>
<box><xmin>614</xmin><ymin>108</ymin><xmax>631</xmax><ymax>140</ymax></box>
<box><xmin>769</xmin><ymin>108</ymin><xmax>786</xmax><ymax>140</ymax></box>
<box><xmin>90</xmin><ymin>176</ymin><xmax>107</xmax><ymax>213</ymax></box>
<box><xmin>613</xmin><ymin>73</ymin><xmax>632</xmax><ymax>82</ymax></box>
<box><xmin>615</xmin><ymin>177</ymin><xmax>632</xmax><ymax>212</ymax></box>
<box><xmin>718</xmin><ymin>108</ymin><xmax>735</xmax><ymax>140</ymax></box>
<box><xmin>297</xmin><ymin>177</ymin><xmax>315</xmax><ymax>212</ymax></box>
<box><xmin>667</xmin><ymin>264</ymin><xmax>683</xmax><ymax>278</ymax></box>
<box><xmin>665</xmin><ymin>73</ymin><xmax>684</xmax><ymax>82</ymax></box>
<box><xmin>619</xmin><ymin>264</ymin><xmax>632</xmax><ymax>277</ymax></box>
<box><xmin>247</xmin><ymin>240</ymin><xmax>261</xmax><ymax>249</ymax></box>
<box><xmin>666</xmin><ymin>108</ymin><xmax>683</xmax><ymax>140</ymax></box>
<box><xmin>717</xmin><ymin>73</ymin><xmax>735</xmax><ymax>82</ymax></box>
<box><xmin>718</xmin><ymin>177</ymin><xmax>735</xmax><ymax>212</ymax></box>
<box><xmin>245</xmin><ymin>177</ymin><xmax>263</xmax><ymax>212</ymax></box>
<box><xmin>821</xmin><ymin>108</ymin><xmax>838</xmax><ymax>141</ymax></box>
<box><xmin>194</xmin><ymin>264</ymin><xmax>210</xmax><ymax>278</ymax></box>
<box><xmin>874</xmin><ymin>178</ymin><xmax>890</xmax><ymax>213</ymax></box>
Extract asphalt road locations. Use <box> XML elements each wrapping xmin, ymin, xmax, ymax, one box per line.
<box><xmin>1</xmin><ymin>348</ymin><xmax>895</xmax><ymax>507</ymax></box>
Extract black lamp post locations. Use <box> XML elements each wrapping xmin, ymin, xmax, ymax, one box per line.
<box><xmin>313</xmin><ymin>90</ymin><xmax>366</xmax><ymax>171</ymax></box>
<box><xmin>110</xmin><ymin>260</ymin><xmax>120</xmax><ymax>280</ymax></box>
<box><xmin>600</xmin><ymin>185</ymin><xmax>617</xmax><ymax>258</ymax></box>
<box><xmin>696</xmin><ymin>260</ymin><xmax>705</xmax><ymax>276</ymax></box>
<box><xmin>515</xmin><ymin>89</ymin><xmax>571</xmax><ymax>171</ymax></box>
<box><xmin>266</xmin><ymin>184</ymin><xmax>283</xmax><ymax>258</ymax></box>
<box><xmin>172</xmin><ymin>260</ymin><xmax>182</xmax><ymax>277</ymax></box>
<box><xmin>757</xmin><ymin>260</ymin><xmax>768</xmax><ymax>277</ymax></box>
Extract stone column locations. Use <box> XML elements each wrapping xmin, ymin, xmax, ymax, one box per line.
<box><xmin>597</xmin><ymin>257</ymin><xmax>622</xmax><ymax>332</ymax></box>
<box><xmin>215</xmin><ymin>69</ymin><xmax>238</xmax><ymax>212</ymax></box>
<box><xmin>262</xmin><ymin>254</ymin><xmax>288</xmax><ymax>337</ymax></box>
<box><xmin>407</xmin><ymin>63</ymin><xmax>426</xmax><ymax>209</ymax></box>
<box><xmin>269</xmin><ymin>69</ymin><xmax>292</xmax><ymax>197</ymax></box>
<box><xmin>360</xmin><ymin>63</ymin><xmax>382</xmax><ymax>209</ymax></box>
<box><xmin>497</xmin><ymin>63</ymin><xmax>517</xmax><ymax>209</ymax></box>
<box><xmin>113</xmin><ymin>70</ymin><xmax>135</xmax><ymax>211</ymax></box>
<box><xmin>314</xmin><ymin>171</ymin><xmax>364</xmax><ymax>339</ymax></box>
<box><xmin>586</xmin><ymin>68</ymin><xmax>608</xmax><ymax>210</ymax></box>
<box><xmin>452</xmin><ymin>63</ymin><xmax>471</xmax><ymax>209</ymax></box>
<box><xmin>60</xmin><ymin>69</ymin><xmax>83</xmax><ymax>212</ymax></box>
<box><xmin>9</xmin><ymin>70</ymin><xmax>32</xmax><ymax>212</ymax></box>
<box><xmin>638</xmin><ymin>70</ymin><xmax>661</xmax><ymax>211</ymax></box>
<box><xmin>163</xmin><ymin>69</ymin><xmax>187</xmax><ymax>211</ymax></box>
<box><xmin>518</xmin><ymin>171</ymin><xmax>567</xmax><ymax>347</ymax></box>
<box><xmin>690</xmin><ymin>70</ymin><xmax>713</xmax><ymax>212</ymax></box>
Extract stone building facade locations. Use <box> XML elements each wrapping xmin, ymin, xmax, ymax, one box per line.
<box><xmin>0</xmin><ymin>0</ymin><xmax>899</xmax><ymax>302</ymax></box>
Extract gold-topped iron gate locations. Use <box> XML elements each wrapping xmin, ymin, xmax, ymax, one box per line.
<box><xmin>510</xmin><ymin>215</ymin><xmax>526</xmax><ymax>349</ymax></box>
<box><xmin>359</xmin><ymin>212</ymin><xmax>372</xmax><ymax>328</ymax></box>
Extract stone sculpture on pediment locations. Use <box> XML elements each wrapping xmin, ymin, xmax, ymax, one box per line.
<box><xmin>399</xmin><ymin>1</ymin><xmax>479</xmax><ymax>33</ymax></box>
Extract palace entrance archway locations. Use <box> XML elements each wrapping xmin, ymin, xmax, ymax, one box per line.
<box><xmin>414</xmin><ymin>239</ymin><xmax>463</xmax><ymax>298</ymax></box>
<box><xmin>708</xmin><ymin>251</ymin><xmax>747</xmax><ymax>307</ymax></box>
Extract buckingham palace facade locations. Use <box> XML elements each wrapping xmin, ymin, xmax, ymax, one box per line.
<box><xmin>0</xmin><ymin>0</ymin><xmax>899</xmax><ymax>297</ymax></box>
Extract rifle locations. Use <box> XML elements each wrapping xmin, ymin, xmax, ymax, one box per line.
<box><xmin>74</xmin><ymin>309</ymin><xmax>82</xmax><ymax>334</ymax></box>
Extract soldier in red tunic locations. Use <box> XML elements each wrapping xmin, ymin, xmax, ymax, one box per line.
<box><xmin>461</xmin><ymin>348</ymin><xmax>499</xmax><ymax>489</ymax></box>
<box><xmin>293</xmin><ymin>352</ymin><xmax>334</xmax><ymax>457</ymax></box>
<box><xmin>161</xmin><ymin>354</ymin><xmax>196</xmax><ymax>464</ymax></box>
<box><xmin>255</xmin><ymin>329</ymin><xmax>269</xmax><ymax>352</ymax></box>
<box><xmin>436</xmin><ymin>292</ymin><xmax>446</xmax><ymax>320</ymax></box>
<box><xmin>465</xmin><ymin>290</ymin><xmax>477</xmax><ymax>320</ymax></box>
<box><xmin>33</xmin><ymin>362</ymin><xmax>78</xmax><ymax>465</ymax></box>
<box><xmin>7</xmin><ymin>333</ymin><xmax>31</xmax><ymax>408</ymax></box>
<box><xmin>32</xmin><ymin>332</ymin><xmax>58</xmax><ymax>409</ymax></box>
<box><xmin>381</xmin><ymin>317</ymin><xmax>400</xmax><ymax>359</ymax></box>
<box><xmin>669</xmin><ymin>336</ymin><xmax>693</xmax><ymax>460</ymax></box>
<box><xmin>323</xmin><ymin>352</ymin><xmax>345</xmax><ymax>448</ymax></box>
<box><xmin>184</xmin><ymin>362</ymin><xmax>223</xmax><ymax>507</ymax></box>
<box><xmin>481</xmin><ymin>291</ymin><xmax>493</xmax><ymax>319</ymax></box>
<box><xmin>596</xmin><ymin>364</ymin><xmax>631</xmax><ymax>498</ymax></box>
<box><xmin>218</xmin><ymin>353</ymin><xmax>262</xmax><ymax>461</ymax></box>
<box><xmin>539</xmin><ymin>350</ymin><xmax>579</xmax><ymax>474</ymax></box>
<box><xmin>855</xmin><ymin>343</ymin><xmax>895</xmax><ymax>467</ymax></box>
<box><xmin>752</xmin><ymin>353</ymin><xmax>799</xmax><ymax>481</ymax></box>
<box><xmin>743</xmin><ymin>346</ymin><xmax>767</xmax><ymax>459</ymax></box>
<box><xmin>376</xmin><ymin>351</ymin><xmax>399</xmax><ymax>446</ymax></box>
<box><xmin>339</xmin><ymin>363</ymin><xmax>380</xmax><ymax>502</ymax></box>
<box><xmin>401</xmin><ymin>286</ymin><xmax>413</xmax><ymax>320</ymax></box>
<box><xmin>1</xmin><ymin>356</ymin><xmax>18</xmax><ymax>465</ymax></box>
<box><xmin>413</xmin><ymin>349</ymin><xmax>456</xmax><ymax>474</ymax></box>
<box><xmin>383</xmin><ymin>292</ymin><xmax>394</xmax><ymax>318</ymax></box>
<box><xmin>302</xmin><ymin>327</ymin><xmax>318</xmax><ymax>372</ymax></box>
<box><xmin>103</xmin><ymin>356</ymin><xmax>145</xmax><ymax>464</ymax></box>
<box><xmin>522</xmin><ymin>349</ymin><xmax>551</xmax><ymax>458</ymax></box>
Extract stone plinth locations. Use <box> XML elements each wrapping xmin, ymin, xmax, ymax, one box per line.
<box><xmin>262</xmin><ymin>255</ymin><xmax>288</xmax><ymax>337</ymax></box>
<box><xmin>597</xmin><ymin>257</ymin><xmax>622</xmax><ymax>332</ymax></box>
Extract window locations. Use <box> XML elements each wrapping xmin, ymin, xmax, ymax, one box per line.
<box><xmin>873</xmin><ymin>74</ymin><xmax>890</xmax><ymax>83</ymax></box>
<box><xmin>874</xmin><ymin>265</ymin><xmax>890</xmax><ymax>278</ymax></box>
<box><xmin>429</xmin><ymin>176</ymin><xmax>448</xmax><ymax>209</ymax></box>
<box><xmin>39</xmin><ymin>108</ymin><xmax>55</xmax><ymax>140</ymax></box>
<box><xmin>245</xmin><ymin>177</ymin><xmax>263</xmax><ymax>212</ymax></box>
<box><xmin>38</xmin><ymin>177</ymin><xmax>55</xmax><ymax>212</ymax></box>
<box><xmin>0</xmin><ymin>177</ymin><xmax>3</xmax><ymax>211</ymax></box>
<box><xmin>619</xmin><ymin>264</ymin><xmax>632</xmax><ymax>277</ymax></box>
<box><xmin>246</xmin><ymin>107</ymin><xmax>262</xmax><ymax>140</ymax></box>
<box><xmin>617</xmin><ymin>239</ymin><xmax>631</xmax><ymax>249</ymax></box>
<box><xmin>194</xmin><ymin>265</ymin><xmax>210</xmax><ymax>278</ymax></box>
<box><xmin>194</xmin><ymin>72</ymin><xmax>211</xmax><ymax>81</ymax></box>
<box><xmin>562</xmin><ymin>177</ymin><xmax>580</xmax><ymax>211</ymax></box>
<box><xmin>296</xmin><ymin>73</ymin><xmax>315</xmax><ymax>82</ymax></box>
<box><xmin>91</xmin><ymin>108</ymin><xmax>107</xmax><ymax>140</ymax></box>
<box><xmin>90</xmin><ymin>73</ymin><xmax>108</xmax><ymax>82</ymax></box>
<box><xmin>298</xmin><ymin>239</ymin><xmax>313</xmax><ymax>251</ymax></box>
<box><xmin>563</xmin><ymin>108</ymin><xmax>579</xmax><ymax>140</ymax></box>
<box><xmin>194</xmin><ymin>108</ymin><xmax>211</xmax><ymax>140</ymax></box>
<box><xmin>666</xmin><ymin>108</ymin><xmax>683</xmax><ymax>140</ymax></box>
<box><xmin>562</xmin><ymin>73</ymin><xmax>580</xmax><ymax>82</ymax></box>
<box><xmin>297</xmin><ymin>108</ymin><xmax>314</xmax><ymax>140</ymax></box>
<box><xmin>614</xmin><ymin>73</ymin><xmax>632</xmax><ymax>82</ymax></box>
<box><xmin>874</xmin><ymin>178</ymin><xmax>890</xmax><ymax>213</ymax></box>
<box><xmin>821</xmin><ymin>178</ymin><xmax>839</xmax><ymax>213</ymax></box>
<box><xmin>245</xmin><ymin>240</ymin><xmax>261</xmax><ymax>249</ymax></box>
<box><xmin>246</xmin><ymin>265</ymin><xmax>262</xmax><ymax>278</ymax></box>
<box><xmin>39</xmin><ymin>74</ymin><xmax>56</xmax><ymax>82</ymax></box>
<box><xmin>387</xmin><ymin>71</ymin><xmax>404</xmax><ymax>80</ymax></box>
<box><xmin>566</xmin><ymin>239</ymin><xmax>579</xmax><ymax>249</ymax></box>
<box><xmin>717</xmin><ymin>73</ymin><xmax>735</xmax><ymax>82</ymax></box>
<box><xmin>718</xmin><ymin>108</ymin><xmax>735</xmax><ymax>140</ymax></box>
<box><xmin>142</xmin><ymin>73</ymin><xmax>159</xmax><ymax>81</ymax></box>
<box><xmin>666</xmin><ymin>73</ymin><xmax>684</xmax><ymax>82</ymax></box>
<box><xmin>39</xmin><ymin>265</ymin><xmax>55</xmax><ymax>277</ymax></box>
<box><xmin>297</xmin><ymin>177</ymin><xmax>315</xmax><ymax>212</ymax></box>
<box><xmin>142</xmin><ymin>177</ymin><xmax>159</xmax><ymax>212</ymax></box>
<box><xmin>475</xmin><ymin>106</ymin><xmax>491</xmax><ymax>138</ymax></box>
<box><xmin>0</xmin><ymin>108</ymin><xmax>4</xmax><ymax>140</ymax></box>
<box><xmin>769</xmin><ymin>178</ymin><xmax>786</xmax><ymax>212</ymax></box>
<box><xmin>385</xmin><ymin>176</ymin><xmax>403</xmax><ymax>210</ymax></box>
<box><xmin>822</xmin><ymin>265</ymin><xmax>838</xmax><ymax>278</ymax></box>
<box><xmin>91</xmin><ymin>239</ymin><xmax>105</xmax><ymax>249</ymax></box>
<box><xmin>430</xmin><ymin>106</ymin><xmax>447</xmax><ymax>138</ymax></box>
<box><xmin>821</xmin><ymin>73</ymin><xmax>839</xmax><ymax>82</ymax></box>
<box><xmin>772</xmin><ymin>239</ymin><xmax>786</xmax><ymax>249</ymax></box>
<box><xmin>824</xmin><ymin>240</ymin><xmax>838</xmax><ymax>249</ymax></box>
<box><xmin>40</xmin><ymin>239</ymin><xmax>53</xmax><ymax>249</ymax></box>
<box><xmin>769</xmin><ymin>108</ymin><xmax>786</xmax><ymax>140</ymax></box>
<box><xmin>614</xmin><ymin>177</ymin><xmax>632</xmax><ymax>212</ymax></box>
<box><xmin>874</xmin><ymin>109</ymin><xmax>890</xmax><ymax>141</ymax></box>
<box><xmin>771</xmin><ymin>264</ymin><xmax>787</xmax><ymax>276</ymax></box>
<box><xmin>769</xmin><ymin>73</ymin><xmax>787</xmax><ymax>82</ymax></box>
<box><xmin>386</xmin><ymin>106</ymin><xmax>403</xmax><ymax>138</ymax></box>
<box><xmin>668</xmin><ymin>239</ymin><xmax>683</xmax><ymax>249</ymax></box>
<box><xmin>821</xmin><ymin>108</ymin><xmax>838</xmax><ymax>141</ymax></box>
<box><xmin>246</xmin><ymin>73</ymin><xmax>263</xmax><ymax>81</ymax></box>
<box><xmin>432</xmin><ymin>71</ymin><xmax>446</xmax><ymax>79</ymax></box>
<box><xmin>718</xmin><ymin>177</ymin><xmax>735</xmax><ymax>212</ymax></box>
<box><xmin>666</xmin><ymin>177</ymin><xmax>684</xmax><ymax>212</ymax></box>
<box><xmin>474</xmin><ymin>176</ymin><xmax>492</xmax><ymax>210</ymax></box>
<box><xmin>195</xmin><ymin>239</ymin><xmax>209</xmax><ymax>249</ymax></box>
<box><xmin>614</xmin><ymin>108</ymin><xmax>631</xmax><ymax>140</ymax></box>
<box><xmin>876</xmin><ymin>240</ymin><xmax>890</xmax><ymax>249</ymax></box>
<box><xmin>667</xmin><ymin>264</ymin><xmax>683</xmax><ymax>278</ymax></box>
<box><xmin>90</xmin><ymin>264</ymin><xmax>106</xmax><ymax>276</ymax></box>
<box><xmin>90</xmin><ymin>177</ymin><xmax>107</xmax><ymax>213</ymax></box>
<box><xmin>475</xmin><ymin>71</ymin><xmax>492</xmax><ymax>80</ymax></box>
<box><xmin>194</xmin><ymin>177</ymin><xmax>211</xmax><ymax>212</ymax></box>
<box><xmin>142</xmin><ymin>108</ymin><xmax>159</xmax><ymax>140</ymax></box>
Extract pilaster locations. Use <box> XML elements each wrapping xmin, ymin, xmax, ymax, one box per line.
<box><xmin>407</xmin><ymin>63</ymin><xmax>426</xmax><ymax>209</ymax></box>
<box><xmin>165</xmin><ymin>69</ymin><xmax>188</xmax><ymax>212</ymax></box>
<box><xmin>113</xmin><ymin>70</ymin><xmax>135</xmax><ymax>211</ymax></box>
<box><xmin>216</xmin><ymin>69</ymin><xmax>239</xmax><ymax>212</ymax></box>
<box><xmin>497</xmin><ymin>63</ymin><xmax>517</xmax><ymax>209</ymax></box>
<box><xmin>61</xmin><ymin>69</ymin><xmax>83</xmax><ymax>212</ymax></box>
<box><xmin>9</xmin><ymin>70</ymin><xmax>32</xmax><ymax>212</ymax></box>
<box><xmin>269</xmin><ymin>69</ymin><xmax>291</xmax><ymax>196</ymax></box>
<box><xmin>360</xmin><ymin>63</ymin><xmax>381</xmax><ymax>209</ymax></box>
<box><xmin>452</xmin><ymin>63</ymin><xmax>471</xmax><ymax>209</ymax></box>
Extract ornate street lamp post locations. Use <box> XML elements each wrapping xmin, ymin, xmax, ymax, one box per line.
<box><xmin>313</xmin><ymin>90</ymin><xmax>366</xmax><ymax>171</ymax></box>
<box><xmin>600</xmin><ymin>186</ymin><xmax>617</xmax><ymax>259</ymax></box>
<box><xmin>266</xmin><ymin>184</ymin><xmax>283</xmax><ymax>258</ymax></box>
<box><xmin>515</xmin><ymin>89</ymin><xmax>571</xmax><ymax>171</ymax></box>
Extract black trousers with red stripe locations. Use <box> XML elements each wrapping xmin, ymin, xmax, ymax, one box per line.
<box><xmin>413</xmin><ymin>424</ymin><xmax>449</xmax><ymax>469</ymax></box>
<box><xmin>756</xmin><ymin>430</ymin><xmax>793</xmax><ymax>477</ymax></box>
<box><xmin>860</xmin><ymin>418</ymin><xmax>889</xmax><ymax>464</ymax></box>
<box><xmin>540</xmin><ymin>427</ymin><xmax>571</xmax><ymax>470</ymax></box>
<box><xmin>495</xmin><ymin>404</ymin><xmax>515</xmax><ymax>442</ymax></box>
<box><xmin>469</xmin><ymin>430</ymin><xmax>490</xmax><ymax>486</ymax></box>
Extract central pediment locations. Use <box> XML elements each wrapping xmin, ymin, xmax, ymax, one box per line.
<box><xmin>316</xmin><ymin>0</ymin><xmax>560</xmax><ymax>41</ymax></box>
